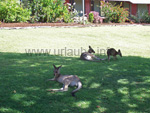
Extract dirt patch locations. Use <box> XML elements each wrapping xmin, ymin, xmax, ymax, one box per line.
<box><xmin>0</xmin><ymin>22</ymin><xmax>82</xmax><ymax>27</ymax></box>
<box><xmin>0</xmin><ymin>22</ymin><xmax>147</xmax><ymax>28</ymax></box>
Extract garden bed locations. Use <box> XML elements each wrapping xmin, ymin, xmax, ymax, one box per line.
<box><xmin>0</xmin><ymin>22</ymin><xmax>81</xmax><ymax>27</ymax></box>
<box><xmin>0</xmin><ymin>22</ymin><xmax>149</xmax><ymax>28</ymax></box>
<box><xmin>0</xmin><ymin>22</ymin><xmax>136</xmax><ymax>28</ymax></box>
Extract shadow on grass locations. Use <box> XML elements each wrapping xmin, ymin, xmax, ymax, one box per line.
<box><xmin>0</xmin><ymin>52</ymin><xmax>150</xmax><ymax>113</ymax></box>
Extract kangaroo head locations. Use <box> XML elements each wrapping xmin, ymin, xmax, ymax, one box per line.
<box><xmin>53</xmin><ymin>64</ymin><xmax>62</xmax><ymax>77</ymax></box>
<box><xmin>88</xmin><ymin>46</ymin><xmax>95</xmax><ymax>53</ymax></box>
<box><xmin>118</xmin><ymin>49</ymin><xmax>122</xmax><ymax>57</ymax></box>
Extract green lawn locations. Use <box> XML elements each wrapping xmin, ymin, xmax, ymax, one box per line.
<box><xmin>0</xmin><ymin>26</ymin><xmax>150</xmax><ymax>113</ymax></box>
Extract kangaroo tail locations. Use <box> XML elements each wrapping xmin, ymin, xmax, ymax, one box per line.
<box><xmin>71</xmin><ymin>81</ymin><xmax>82</xmax><ymax>97</ymax></box>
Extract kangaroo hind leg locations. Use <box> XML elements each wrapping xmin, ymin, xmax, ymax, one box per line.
<box><xmin>63</xmin><ymin>79</ymin><xmax>71</xmax><ymax>91</ymax></box>
<box><xmin>47</xmin><ymin>87</ymin><xmax>64</xmax><ymax>92</ymax></box>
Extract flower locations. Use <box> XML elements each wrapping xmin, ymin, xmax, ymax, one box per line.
<box><xmin>67</xmin><ymin>3</ymin><xmax>71</xmax><ymax>6</ymax></box>
<box><xmin>73</xmin><ymin>2</ymin><xmax>76</xmax><ymax>6</ymax></box>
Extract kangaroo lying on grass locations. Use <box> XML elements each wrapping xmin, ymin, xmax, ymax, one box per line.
<box><xmin>107</xmin><ymin>48</ymin><xmax>122</xmax><ymax>61</ymax></box>
<box><xmin>80</xmin><ymin>46</ymin><xmax>105</xmax><ymax>62</ymax></box>
<box><xmin>47</xmin><ymin>64</ymin><xmax>82</xmax><ymax>97</ymax></box>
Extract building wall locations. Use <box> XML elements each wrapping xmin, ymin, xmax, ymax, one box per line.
<box><xmin>148</xmin><ymin>4</ymin><xmax>150</xmax><ymax>14</ymax></box>
<box><xmin>75</xmin><ymin>0</ymin><xmax>100</xmax><ymax>16</ymax></box>
<box><xmin>137</xmin><ymin>4</ymin><xmax>148</xmax><ymax>14</ymax></box>
<box><xmin>74</xmin><ymin>0</ymin><xmax>83</xmax><ymax>16</ymax></box>
<box><xmin>74</xmin><ymin>0</ymin><xmax>83</xmax><ymax>12</ymax></box>
<box><xmin>66</xmin><ymin>0</ymin><xmax>150</xmax><ymax>17</ymax></box>
<box><xmin>85</xmin><ymin>0</ymin><xmax>91</xmax><ymax>15</ymax></box>
<box><xmin>65</xmin><ymin>0</ymin><xmax>69</xmax><ymax>3</ymax></box>
<box><xmin>124</xmin><ymin>2</ymin><xmax>130</xmax><ymax>9</ymax></box>
<box><xmin>94</xmin><ymin>0</ymin><xmax>100</xmax><ymax>13</ymax></box>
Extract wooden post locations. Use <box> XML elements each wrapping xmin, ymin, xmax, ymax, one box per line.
<box><xmin>82</xmin><ymin>0</ymin><xmax>85</xmax><ymax>24</ymax></box>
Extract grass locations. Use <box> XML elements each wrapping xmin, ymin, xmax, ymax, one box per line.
<box><xmin>0</xmin><ymin>26</ymin><xmax>150</xmax><ymax>113</ymax></box>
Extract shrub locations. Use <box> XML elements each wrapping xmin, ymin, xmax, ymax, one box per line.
<box><xmin>130</xmin><ymin>15</ymin><xmax>140</xmax><ymax>23</ymax></box>
<box><xmin>89</xmin><ymin>13</ymin><xmax>94</xmax><ymax>23</ymax></box>
<box><xmin>130</xmin><ymin>11</ymin><xmax>150</xmax><ymax>23</ymax></box>
<box><xmin>63</xmin><ymin>3</ymin><xmax>78</xmax><ymax>23</ymax></box>
<box><xmin>89</xmin><ymin>11</ymin><xmax>102</xmax><ymax>23</ymax></box>
<box><xmin>143</xmin><ymin>12</ymin><xmax>150</xmax><ymax>23</ymax></box>
<box><xmin>101</xmin><ymin>1</ymin><xmax>129</xmax><ymax>23</ymax></box>
<box><xmin>28</xmin><ymin>0</ymin><xmax>75</xmax><ymax>23</ymax></box>
<box><xmin>0</xmin><ymin>0</ymin><xmax>31</xmax><ymax>23</ymax></box>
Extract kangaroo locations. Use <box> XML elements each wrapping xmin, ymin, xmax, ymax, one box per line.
<box><xmin>107</xmin><ymin>48</ymin><xmax>122</xmax><ymax>61</ymax></box>
<box><xmin>47</xmin><ymin>64</ymin><xmax>82</xmax><ymax>97</ymax></box>
<box><xmin>80</xmin><ymin>46</ymin><xmax>104</xmax><ymax>61</ymax></box>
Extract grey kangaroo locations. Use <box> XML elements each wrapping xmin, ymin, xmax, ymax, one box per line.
<box><xmin>80</xmin><ymin>46</ymin><xmax>104</xmax><ymax>61</ymax></box>
<box><xmin>47</xmin><ymin>64</ymin><xmax>82</xmax><ymax>97</ymax></box>
<box><xmin>107</xmin><ymin>48</ymin><xmax>122</xmax><ymax>61</ymax></box>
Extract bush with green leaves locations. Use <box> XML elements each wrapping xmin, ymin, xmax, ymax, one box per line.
<box><xmin>130</xmin><ymin>11</ymin><xmax>150</xmax><ymax>23</ymax></box>
<box><xmin>0</xmin><ymin>0</ymin><xmax>78</xmax><ymax>23</ymax></box>
<box><xmin>88</xmin><ymin>13</ymin><xmax>94</xmax><ymax>23</ymax></box>
<box><xmin>63</xmin><ymin>3</ymin><xmax>79</xmax><ymax>23</ymax></box>
<box><xmin>28</xmin><ymin>0</ymin><xmax>74</xmax><ymax>23</ymax></box>
<box><xmin>101</xmin><ymin>1</ymin><xmax>129</xmax><ymax>23</ymax></box>
<box><xmin>143</xmin><ymin>12</ymin><xmax>150</xmax><ymax>23</ymax></box>
<box><xmin>0</xmin><ymin>0</ymin><xmax>31</xmax><ymax>23</ymax></box>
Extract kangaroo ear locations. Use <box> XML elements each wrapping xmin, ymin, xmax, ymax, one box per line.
<box><xmin>53</xmin><ymin>64</ymin><xmax>56</xmax><ymax>69</ymax></box>
<box><xmin>118</xmin><ymin>49</ymin><xmax>120</xmax><ymax>52</ymax></box>
<box><xmin>58</xmin><ymin>65</ymin><xmax>62</xmax><ymax>69</ymax></box>
<box><xmin>89</xmin><ymin>46</ymin><xmax>91</xmax><ymax>48</ymax></box>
